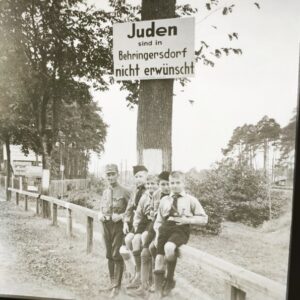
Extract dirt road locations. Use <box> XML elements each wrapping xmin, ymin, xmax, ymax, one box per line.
<box><xmin>0</xmin><ymin>198</ymin><xmax>206</xmax><ymax>300</ymax></box>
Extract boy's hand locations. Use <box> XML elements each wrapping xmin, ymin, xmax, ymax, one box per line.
<box><xmin>173</xmin><ymin>216</ymin><xmax>190</xmax><ymax>225</ymax></box>
<box><xmin>112</xmin><ymin>213</ymin><xmax>122</xmax><ymax>223</ymax></box>
<box><xmin>98</xmin><ymin>212</ymin><xmax>105</xmax><ymax>222</ymax></box>
<box><xmin>123</xmin><ymin>222</ymin><xmax>129</xmax><ymax>234</ymax></box>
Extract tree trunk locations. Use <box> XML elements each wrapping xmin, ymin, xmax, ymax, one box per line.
<box><xmin>263</xmin><ymin>139</ymin><xmax>268</xmax><ymax>176</ymax></box>
<box><xmin>5</xmin><ymin>135</ymin><xmax>11</xmax><ymax>201</ymax></box>
<box><xmin>41</xmin><ymin>136</ymin><xmax>51</xmax><ymax>218</ymax></box>
<box><xmin>137</xmin><ymin>0</ymin><xmax>176</xmax><ymax>172</ymax></box>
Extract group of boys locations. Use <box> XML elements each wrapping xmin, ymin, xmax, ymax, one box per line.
<box><xmin>98</xmin><ymin>163</ymin><xmax>208</xmax><ymax>298</ymax></box>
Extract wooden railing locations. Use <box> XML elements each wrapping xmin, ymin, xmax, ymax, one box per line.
<box><xmin>8</xmin><ymin>187</ymin><xmax>287</xmax><ymax>300</ymax></box>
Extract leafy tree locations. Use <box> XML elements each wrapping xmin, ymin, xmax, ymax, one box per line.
<box><xmin>222</xmin><ymin>124</ymin><xmax>260</xmax><ymax>168</ymax></box>
<box><xmin>256</xmin><ymin>116</ymin><xmax>281</xmax><ymax>176</ymax></box>
<box><xmin>51</xmin><ymin>90</ymin><xmax>107</xmax><ymax>179</ymax></box>
<box><xmin>1</xmin><ymin>0</ymin><xmax>112</xmax><ymax>216</ymax></box>
<box><xmin>279</xmin><ymin>110</ymin><xmax>297</xmax><ymax>165</ymax></box>
<box><xmin>0</xmin><ymin>8</ymin><xmax>32</xmax><ymax>199</ymax></box>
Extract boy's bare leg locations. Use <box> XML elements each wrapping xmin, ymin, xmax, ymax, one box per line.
<box><xmin>120</xmin><ymin>233</ymin><xmax>135</xmax><ymax>282</ymax></box>
<box><xmin>126</xmin><ymin>234</ymin><xmax>142</xmax><ymax>288</ymax></box>
<box><xmin>127</xmin><ymin>231</ymin><xmax>152</xmax><ymax>297</ymax></box>
<box><xmin>125</xmin><ymin>232</ymin><xmax>134</xmax><ymax>250</ymax></box>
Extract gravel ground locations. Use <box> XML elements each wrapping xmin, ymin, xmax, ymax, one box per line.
<box><xmin>0</xmin><ymin>191</ymin><xmax>290</xmax><ymax>300</ymax></box>
<box><xmin>0</xmin><ymin>198</ymin><xmax>205</xmax><ymax>300</ymax></box>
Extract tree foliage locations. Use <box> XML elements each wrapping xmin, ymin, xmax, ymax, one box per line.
<box><xmin>0</xmin><ymin>0</ymin><xmax>112</xmax><ymax>173</ymax></box>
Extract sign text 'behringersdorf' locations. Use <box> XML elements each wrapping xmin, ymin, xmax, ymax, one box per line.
<box><xmin>113</xmin><ymin>17</ymin><xmax>195</xmax><ymax>80</ymax></box>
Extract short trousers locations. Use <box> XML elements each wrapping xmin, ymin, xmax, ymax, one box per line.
<box><xmin>135</xmin><ymin>218</ymin><xmax>153</xmax><ymax>234</ymax></box>
<box><xmin>102</xmin><ymin>220</ymin><xmax>124</xmax><ymax>261</ymax></box>
<box><xmin>157</xmin><ymin>221</ymin><xmax>190</xmax><ymax>255</ymax></box>
<box><xmin>143</xmin><ymin>220</ymin><xmax>156</xmax><ymax>248</ymax></box>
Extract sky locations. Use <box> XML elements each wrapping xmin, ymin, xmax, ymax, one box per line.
<box><xmin>88</xmin><ymin>0</ymin><xmax>300</xmax><ymax>175</ymax></box>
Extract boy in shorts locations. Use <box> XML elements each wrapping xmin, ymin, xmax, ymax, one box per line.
<box><xmin>128</xmin><ymin>171</ymin><xmax>170</xmax><ymax>297</ymax></box>
<box><xmin>126</xmin><ymin>174</ymin><xmax>159</xmax><ymax>289</ymax></box>
<box><xmin>153</xmin><ymin>171</ymin><xmax>208</xmax><ymax>297</ymax></box>
<box><xmin>120</xmin><ymin>165</ymin><xmax>148</xmax><ymax>283</ymax></box>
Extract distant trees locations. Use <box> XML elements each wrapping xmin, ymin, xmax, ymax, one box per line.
<box><xmin>217</xmin><ymin>112</ymin><xmax>296</xmax><ymax>227</ymax></box>
<box><xmin>222</xmin><ymin>114</ymin><xmax>294</xmax><ymax>178</ymax></box>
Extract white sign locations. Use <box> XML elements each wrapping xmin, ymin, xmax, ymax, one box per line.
<box><xmin>113</xmin><ymin>17</ymin><xmax>195</xmax><ymax>80</ymax></box>
<box><xmin>12</xmin><ymin>161</ymin><xmax>32</xmax><ymax>176</ymax></box>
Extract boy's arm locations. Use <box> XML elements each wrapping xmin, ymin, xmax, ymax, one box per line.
<box><xmin>153</xmin><ymin>200</ymin><xmax>164</xmax><ymax>232</ymax></box>
<box><xmin>189</xmin><ymin>196</ymin><xmax>208</xmax><ymax>225</ymax></box>
<box><xmin>123</xmin><ymin>191</ymin><xmax>135</xmax><ymax>223</ymax></box>
<box><xmin>98</xmin><ymin>190</ymin><xmax>107</xmax><ymax>221</ymax></box>
<box><xmin>133</xmin><ymin>195</ymin><xmax>145</xmax><ymax>230</ymax></box>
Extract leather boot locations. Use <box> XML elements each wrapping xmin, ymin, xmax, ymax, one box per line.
<box><xmin>109</xmin><ymin>261</ymin><xmax>124</xmax><ymax>298</ymax></box>
<box><xmin>99</xmin><ymin>259</ymin><xmax>115</xmax><ymax>292</ymax></box>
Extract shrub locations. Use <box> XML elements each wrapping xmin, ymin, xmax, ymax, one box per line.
<box><xmin>186</xmin><ymin>170</ymin><xmax>225</xmax><ymax>235</ymax></box>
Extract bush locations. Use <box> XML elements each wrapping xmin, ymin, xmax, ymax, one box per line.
<box><xmin>186</xmin><ymin>170</ymin><xmax>225</xmax><ymax>235</ymax></box>
<box><xmin>68</xmin><ymin>190</ymin><xmax>94</xmax><ymax>209</ymax></box>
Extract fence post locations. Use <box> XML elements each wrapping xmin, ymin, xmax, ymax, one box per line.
<box><xmin>86</xmin><ymin>216</ymin><xmax>93</xmax><ymax>253</ymax></box>
<box><xmin>36</xmin><ymin>196</ymin><xmax>40</xmax><ymax>215</ymax></box>
<box><xmin>19</xmin><ymin>177</ymin><xmax>23</xmax><ymax>191</ymax></box>
<box><xmin>52</xmin><ymin>203</ymin><xmax>58</xmax><ymax>226</ymax></box>
<box><xmin>67</xmin><ymin>208</ymin><xmax>72</xmax><ymax>236</ymax></box>
<box><xmin>25</xmin><ymin>195</ymin><xmax>28</xmax><ymax>211</ymax></box>
<box><xmin>16</xmin><ymin>192</ymin><xmax>19</xmax><ymax>205</ymax></box>
<box><xmin>226</xmin><ymin>285</ymin><xmax>246</xmax><ymax>300</ymax></box>
<box><xmin>11</xmin><ymin>176</ymin><xmax>14</xmax><ymax>189</ymax></box>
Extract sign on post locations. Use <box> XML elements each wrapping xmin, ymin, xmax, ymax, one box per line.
<box><xmin>113</xmin><ymin>17</ymin><xmax>195</xmax><ymax>80</ymax></box>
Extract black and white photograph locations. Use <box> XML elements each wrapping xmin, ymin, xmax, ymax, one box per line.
<box><xmin>0</xmin><ymin>0</ymin><xmax>299</xmax><ymax>299</ymax></box>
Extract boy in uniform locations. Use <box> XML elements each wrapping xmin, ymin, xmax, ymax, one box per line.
<box><xmin>98</xmin><ymin>164</ymin><xmax>131</xmax><ymax>298</ymax></box>
<box><xmin>128</xmin><ymin>171</ymin><xmax>170</xmax><ymax>297</ymax></box>
<box><xmin>153</xmin><ymin>171</ymin><xmax>208</xmax><ymax>297</ymax></box>
<box><xmin>119</xmin><ymin>165</ymin><xmax>148</xmax><ymax>284</ymax></box>
<box><xmin>126</xmin><ymin>174</ymin><xmax>159</xmax><ymax>291</ymax></box>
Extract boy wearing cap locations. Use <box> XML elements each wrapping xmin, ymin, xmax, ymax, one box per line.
<box><xmin>119</xmin><ymin>165</ymin><xmax>148</xmax><ymax>283</ymax></box>
<box><xmin>98</xmin><ymin>164</ymin><xmax>131</xmax><ymax>298</ymax></box>
<box><xmin>128</xmin><ymin>171</ymin><xmax>170</xmax><ymax>297</ymax></box>
<box><xmin>153</xmin><ymin>171</ymin><xmax>208</xmax><ymax>297</ymax></box>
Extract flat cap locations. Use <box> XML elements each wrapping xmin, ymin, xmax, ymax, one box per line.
<box><xmin>105</xmin><ymin>164</ymin><xmax>118</xmax><ymax>173</ymax></box>
<box><xmin>133</xmin><ymin>165</ymin><xmax>148</xmax><ymax>175</ymax></box>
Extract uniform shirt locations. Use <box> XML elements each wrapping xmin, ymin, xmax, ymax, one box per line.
<box><xmin>100</xmin><ymin>183</ymin><xmax>131</xmax><ymax>216</ymax></box>
<box><xmin>154</xmin><ymin>191</ymin><xmax>208</xmax><ymax>231</ymax></box>
<box><xmin>124</xmin><ymin>184</ymin><xmax>146</xmax><ymax>223</ymax></box>
<box><xmin>133</xmin><ymin>189</ymin><xmax>169</xmax><ymax>229</ymax></box>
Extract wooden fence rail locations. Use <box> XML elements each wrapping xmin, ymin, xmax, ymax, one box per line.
<box><xmin>8</xmin><ymin>187</ymin><xmax>286</xmax><ymax>300</ymax></box>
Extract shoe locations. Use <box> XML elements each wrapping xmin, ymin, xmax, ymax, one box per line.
<box><xmin>99</xmin><ymin>283</ymin><xmax>115</xmax><ymax>292</ymax></box>
<box><xmin>109</xmin><ymin>287</ymin><xmax>120</xmax><ymax>298</ymax></box>
<box><xmin>149</xmin><ymin>283</ymin><xmax>155</xmax><ymax>293</ymax></box>
<box><xmin>126</xmin><ymin>276</ymin><xmax>141</xmax><ymax>289</ymax></box>
<box><xmin>126</xmin><ymin>286</ymin><xmax>148</xmax><ymax>298</ymax></box>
